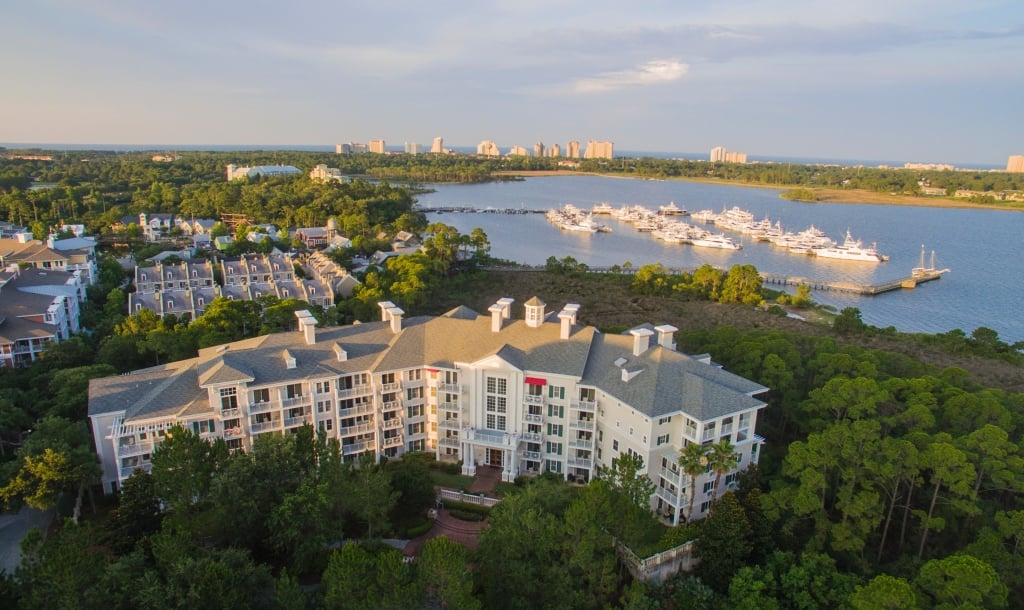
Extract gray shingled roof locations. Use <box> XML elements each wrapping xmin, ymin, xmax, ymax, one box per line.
<box><xmin>88</xmin><ymin>359</ymin><xmax>207</xmax><ymax>422</ymax></box>
<box><xmin>580</xmin><ymin>333</ymin><xmax>767</xmax><ymax>419</ymax></box>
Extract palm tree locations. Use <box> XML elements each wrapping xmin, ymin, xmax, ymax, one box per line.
<box><xmin>678</xmin><ymin>442</ymin><xmax>708</xmax><ymax>523</ymax></box>
<box><xmin>708</xmin><ymin>439</ymin><xmax>740</xmax><ymax>503</ymax></box>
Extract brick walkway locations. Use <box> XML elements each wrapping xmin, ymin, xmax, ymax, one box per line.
<box><xmin>403</xmin><ymin>508</ymin><xmax>488</xmax><ymax>558</ymax></box>
<box><xmin>468</xmin><ymin>465</ymin><xmax>502</xmax><ymax>495</ymax></box>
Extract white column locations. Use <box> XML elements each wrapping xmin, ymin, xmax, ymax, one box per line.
<box><xmin>462</xmin><ymin>442</ymin><xmax>476</xmax><ymax>475</ymax></box>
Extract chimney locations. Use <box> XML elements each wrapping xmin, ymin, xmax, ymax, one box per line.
<box><xmin>496</xmin><ymin>297</ymin><xmax>515</xmax><ymax>319</ymax></box>
<box><xmin>387</xmin><ymin>306</ymin><xmax>404</xmax><ymax>333</ymax></box>
<box><xmin>630</xmin><ymin>328</ymin><xmax>654</xmax><ymax>356</ymax></box>
<box><xmin>557</xmin><ymin>303</ymin><xmax>580</xmax><ymax>340</ymax></box>
<box><xmin>294</xmin><ymin>310</ymin><xmax>317</xmax><ymax>345</ymax></box>
<box><xmin>654</xmin><ymin>324</ymin><xmax>678</xmax><ymax>350</ymax></box>
<box><xmin>378</xmin><ymin>301</ymin><xmax>396</xmax><ymax>322</ymax></box>
<box><xmin>489</xmin><ymin>303</ymin><xmax>505</xmax><ymax>333</ymax></box>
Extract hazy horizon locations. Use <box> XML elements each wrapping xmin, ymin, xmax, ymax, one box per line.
<box><xmin>3</xmin><ymin>1</ymin><xmax>1022</xmax><ymax>167</ymax></box>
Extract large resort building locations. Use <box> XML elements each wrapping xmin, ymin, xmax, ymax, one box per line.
<box><xmin>89</xmin><ymin>297</ymin><xmax>767</xmax><ymax>524</ymax></box>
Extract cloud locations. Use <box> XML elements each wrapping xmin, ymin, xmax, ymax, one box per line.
<box><xmin>574</xmin><ymin>59</ymin><xmax>689</xmax><ymax>93</ymax></box>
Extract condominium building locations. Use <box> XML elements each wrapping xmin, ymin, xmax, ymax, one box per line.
<box><xmin>584</xmin><ymin>140</ymin><xmax>614</xmax><ymax>160</ymax></box>
<box><xmin>89</xmin><ymin>297</ymin><xmax>767</xmax><ymax>524</ymax></box>
<box><xmin>566</xmin><ymin>141</ymin><xmax>581</xmax><ymax>159</ymax></box>
<box><xmin>710</xmin><ymin>146</ymin><xmax>726</xmax><ymax>163</ymax></box>
<box><xmin>548</xmin><ymin>143</ymin><xmax>562</xmax><ymax>158</ymax></box>
<box><xmin>431</xmin><ymin>137</ymin><xmax>444</xmax><ymax>154</ymax></box>
<box><xmin>534</xmin><ymin>141</ymin><xmax>545</xmax><ymax>158</ymax></box>
<box><xmin>1007</xmin><ymin>155</ymin><xmax>1024</xmax><ymax>173</ymax></box>
<box><xmin>507</xmin><ymin>145</ymin><xmax>530</xmax><ymax>157</ymax></box>
<box><xmin>477</xmin><ymin>140</ymin><xmax>501</xmax><ymax>157</ymax></box>
<box><xmin>404</xmin><ymin>142</ymin><xmax>423</xmax><ymax>155</ymax></box>
<box><xmin>710</xmin><ymin>147</ymin><xmax>747</xmax><ymax>164</ymax></box>
<box><xmin>369</xmin><ymin>139</ymin><xmax>386</xmax><ymax>154</ymax></box>
<box><xmin>0</xmin><ymin>235</ymin><xmax>98</xmax><ymax>286</ymax></box>
<box><xmin>129</xmin><ymin>260</ymin><xmax>221</xmax><ymax>320</ymax></box>
<box><xmin>0</xmin><ymin>265</ymin><xmax>84</xmax><ymax>367</ymax></box>
<box><xmin>309</xmin><ymin>164</ymin><xmax>350</xmax><ymax>184</ymax></box>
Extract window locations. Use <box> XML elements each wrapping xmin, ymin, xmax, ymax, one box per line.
<box><xmin>547</xmin><ymin>404</ymin><xmax>564</xmax><ymax>418</ymax></box>
<box><xmin>548</xmin><ymin>385</ymin><xmax>565</xmax><ymax>399</ymax></box>
<box><xmin>444</xmin><ymin>370</ymin><xmax>458</xmax><ymax>385</ymax></box>
<box><xmin>485</xmin><ymin>414</ymin><xmax>507</xmax><ymax>431</ymax></box>
<box><xmin>317</xmin><ymin>400</ymin><xmax>332</xmax><ymax>413</ymax></box>
<box><xmin>658</xmin><ymin>416</ymin><xmax>672</xmax><ymax>425</ymax></box>
<box><xmin>486</xmin><ymin>376</ymin><xmax>507</xmax><ymax>395</ymax></box>
<box><xmin>407</xmin><ymin>422</ymin><xmax>425</xmax><ymax>435</ymax></box>
<box><xmin>656</xmin><ymin>434</ymin><xmax>670</xmax><ymax>446</ymax></box>
<box><xmin>486</xmin><ymin>395</ymin><xmax>507</xmax><ymax>413</ymax></box>
<box><xmin>408</xmin><ymin>369</ymin><xmax>421</xmax><ymax>381</ymax></box>
<box><xmin>192</xmin><ymin>419</ymin><xmax>215</xmax><ymax>434</ymax></box>
<box><xmin>703</xmin><ymin>480</ymin><xmax>716</xmax><ymax>494</ymax></box>
<box><xmin>381</xmin><ymin>372</ymin><xmax>396</xmax><ymax>386</ymax></box>
<box><xmin>252</xmin><ymin>388</ymin><xmax>270</xmax><ymax>404</ymax></box>
<box><xmin>286</xmin><ymin>383</ymin><xmax>303</xmax><ymax>399</ymax></box>
<box><xmin>546</xmin><ymin>423</ymin><xmax>563</xmax><ymax>437</ymax></box>
<box><xmin>527</xmin><ymin>383</ymin><xmax>543</xmax><ymax>397</ymax></box>
<box><xmin>700</xmin><ymin>501</ymin><xmax>710</xmax><ymax>514</ymax></box>
<box><xmin>546</xmin><ymin>460</ymin><xmax>562</xmax><ymax>474</ymax></box>
<box><xmin>315</xmin><ymin>381</ymin><xmax>331</xmax><ymax>394</ymax></box>
<box><xmin>579</xmin><ymin>388</ymin><xmax>595</xmax><ymax>402</ymax></box>
<box><xmin>219</xmin><ymin>387</ymin><xmax>238</xmax><ymax>410</ymax></box>
<box><xmin>612</xmin><ymin>440</ymin><xmax>619</xmax><ymax>451</ymax></box>
<box><xmin>406</xmin><ymin>387</ymin><xmax>423</xmax><ymax>400</ymax></box>
<box><xmin>319</xmin><ymin>419</ymin><xmax>334</xmax><ymax>432</ymax></box>
<box><xmin>546</xmin><ymin>442</ymin><xmax>563</xmax><ymax>455</ymax></box>
<box><xmin>407</xmin><ymin>405</ymin><xmax>424</xmax><ymax>418</ymax></box>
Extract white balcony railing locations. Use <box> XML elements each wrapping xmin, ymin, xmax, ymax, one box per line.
<box><xmin>437</xmin><ymin>383</ymin><xmax>460</xmax><ymax>393</ymax></box>
<box><xmin>251</xmin><ymin>420</ymin><xmax>281</xmax><ymax>434</ymax></box>
<box><xmin>521</xmin><ymin>431</ymin><xmax>542</xmax><ymax>442</ymax></box>
<box><xmin>224</xmin><ymin>427</ymin><xmax>245</xmax><ymax>439</ymax></box>
<box><xmin>656</xmin><ymin>486</ymin><xmax>683</xmax><ymax>505</ymax></box>
<box><xmin>282</xmin><ymin>396</ymin><xmax>311</xmax><ymax>409</ymax></box>
<box><xmin>523</xmin><ymin>450</ymin><xmax>542</xmax><ymax>460</ymax></box>
<box><xmin>337</xmin><ymin>384</ymin><xmax>372</xmax><ymax>399</ymax></box>
<box><xmin>572</xmin><ymin>400</ymin><xmax>597</xmax><ymax>413</ymax></box>
<box><xmin>343</xmin><ymin>441</ymin><xmax>370</xmax><ymax>456</ymax></box>
<box><xmin>380</xmin><ymin>382</ymin><xmax>400</xmax><ymax>392</ymax></box>
<box><xmin>568</xmin><ymin>439</ymin><xmax>593</xmax><ymax>450</ymax></box>
<box><xmin>524</xmin><ymin>394</ymin><xmax>544</xmax><ymax>405</ymax></box>
<box><xmin>702</xmin><ymin>429</ymin><xmax>717</xmax><ymax>443</ymax></box>
<box><xmin>383</xmin><ymin>436</ymin><xmax>403</xmax><ymax>447</ymax></box>
<box><xmin>568</xmin><ymin>419</ymin><xmax>595</xmax><ymax>431</ymax></box>
<box><xmin>439</xmin><ymin>402</ymin><xmax>460</xmax><ymax>412</ymax></box>
<box><xmin>220</xmin><ymin>407</ymin><xmax>241</xmax><ymax>419</ymax></box>
<box><xmin>382</xmin><ymin>400</ymin><xmax>401</xmax><ymax>411</ymax></box>
<box><xmin>567</xmin><ymin>457</ymin><xmax>592</xmax><ymax>468</ymax></box>
<box><xmin>283</xmin><ymin>415</ymin><xmax>310</xmax><ymax>428</ymax></box>
<box><xmin>438</xmin><ymin>437</ymin><xmax>461</xmax><ymax>448</ymax></box>
<box><xmin>339</xmin><ymin>422</ymin><xmax>375</xmax><ymax>436</ymax></box>
<box><xmin>462</xmin><ymin>428</ymin><xmax>519</xmax><ymax>447</ymax></box>
<box><xmin>119</xmin><ymin>463</ymin><xmax>152</xmax><ymax>479</ymax></box>
<box><xmin>116</xmin><ymin>439</ymin><xmax>155</xmax><ymax>458</ymax></box>
<box><xmin>439</xmin><ymin>419</ymin><xmax>461</xmax><ymax>430</ymax></box>
<box><xmin>524</xmin><ymin>413</ymin><xmax>543</xmax><ymax>423</ymax></box>
<box><xmin>338</xmin><ymin>403</ymin><xmax>373</xmax><ymax>417</ymax></box>
<box><xmin>249</xmin><ymin>401</ymin><xmax>274</xmax><ymax>414</ymax></box>
<box><xmin>382</xmin><ymin>418</ymin><xmax>402</xmax><ymax>430</ymax></box>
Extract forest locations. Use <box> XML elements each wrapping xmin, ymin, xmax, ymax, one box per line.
<box><xmin>0</xmin><ymin>151</ymin><xmax>1021</xmax><ymax>607</ymax></box>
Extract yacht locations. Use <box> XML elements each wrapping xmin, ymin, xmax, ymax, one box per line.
<box><xmin>658</xmin><ymin>201</ymin><xmax>688</xmax><ymax>216</ymax></box>
<box><xmin>689</xmin><ymin>233</ymin><xmax>741</xmax><ymax>250</ymax></box>
<box><xmin>812</xmin><ymin>230</ymin><xmax>888</xmax><ymax>262</ymax></box>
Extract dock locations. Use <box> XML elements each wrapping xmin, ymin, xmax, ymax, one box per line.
<box><xmin>760</xmin><ymin>267</ymin><xmax>949</xmax><ymax>296</ymax></box>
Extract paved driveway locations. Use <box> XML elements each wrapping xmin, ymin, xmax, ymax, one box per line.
<box><xmin>0</xmin><ymin>506</ymin><xmax>54</xmax><ymax>575</ymax></box>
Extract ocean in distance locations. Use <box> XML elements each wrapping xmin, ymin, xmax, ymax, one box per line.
<box><xmin>415</xmin><ymin>175</ymin><xmax>1024</xmax><ymax>344</ymax></box>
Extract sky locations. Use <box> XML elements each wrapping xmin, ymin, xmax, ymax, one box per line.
<box><xmin>2</xmin><ymin>1</ymin><xmax>1022</xmax><ymax>165</ymax></box>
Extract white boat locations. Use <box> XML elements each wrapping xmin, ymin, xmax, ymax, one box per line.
<box><xmin>658</xmin><ymin>201</ymin><xmax>688</xmax><ymax>216</ymax></box>
<box><xmin>691</xmin><ymin>209</ymin><xmax>717</xmax><ymax>223</ymax></box>
<box><xmin>592</xmin><ymin>203</ymin><xmax>615</xmax><ymax>215</ymax></box>
<box><xmin>812</xmin><ymin>230</ymin><xmax>888</xmax><ymax>262</ymax></box>
<box><xmin>689</xmin><ymin>233</ymin><xmax>741</xmax><ymax>250</ymax></box>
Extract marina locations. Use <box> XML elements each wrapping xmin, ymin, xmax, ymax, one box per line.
<box><xmin>414</xmin><ymin>175</ymin><xmax>1021</xmax><ymax>343</ymax></box>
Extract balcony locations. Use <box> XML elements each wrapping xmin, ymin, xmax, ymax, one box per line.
<box><xmin>282</xmin><ymin>396</ymin><xmax>311</xmax><ymax>409</ymax></box>
<box><xmin>339</xmin><ymin>422</ymin><xmax>374</xmax><ymax>436</ymax></box>
<box><xmin>283</xmin><ymin>415</ymin><xmax>310</xmax><ymax>429</ymax></box>
<box><xmin>116</xmin><ymin>439</ymin><xmax>155</xmax><ymax>458</ymax></box>
<box><xmin>524</xmin><ymin>413</ymin><xmax>543</xmax><ymax>423</ymax></box>
<box><xmin>437</xmin><ymin>382</ymin><xmax>460</xmax><ymax>393</ymax></box>
<box><xmin>656</xmin><ymin>486</ymin><xmax>684</xmax><ymax>505</ymax></box>
<box><xmin>523</xmin><ymin>450</ymin><xmax>542</xmax><ymax>460</ymax></box>
<box><xmin>338</xmin><ymin>384</ymin><xmax>372</xmax><ymax>399</ymax></box>
<box><xmin>380</xmin><ymin>382</ymin><xmax>400</xmax><ymax>392</ymax></box>
<box><xmin>568</xmin><ymin>439</ymin><xmax>593</xmax><ymax>450</ymax></box>
<box><xmin>439</xmin><ymin>418</ymin><xmax>461</xmax><ymax>430</ymax></box>
<box><xmin>343</xmin><ymin>441</ymin><xmax>371</xmax><ymax>456</ymax></box>
<box><xmin>224</xmin><ymin>427</ymin><xmax>245</xmax><ymax>439</ymax></box>
<box><xmin>524</xmin><ymin>394</ymin><xmax>544</xmax><ymax>405</ymax></box>
<box><xmin>383</xmin><ymin>436</ymin><xmax>403</xmax><ymax>447</ymax></box>
<box><xmin>382</xmin><ymin>418</ymin><xmax>402</xmax><ymax>430</ymax></box>
<box><xmin>720</xmin><ymin>424</ymin><xmax>733</xmax><ymax>436</ymax></box>
<box><xmin>659</xmin><ymin>467</ymin><xmax>682</xmax><ymax>485</ymax></box>
<box><xmin>567</xmin><ymin>457</ymin><xmax>591</xmax><ymax>468</ymax></box>
<box><xmin>568</xmin><ymin>419</ymin><xmax>595</xmax><ymax>431</ymax></box>
<box><xmin>219</xmin><ymin>407</ymin><xmax>240</xmax><ymax>419</ymax></box>
<box><xmin>462</xmin><ymin>428</ymin><xmax>519</xmax><ymax>448</ymax></box>
<box><xmin>521</xmin><ymin>431</ymin><xmax>542</xmax><ymax>442</ymax></box>
<box><xmin>438</xmin><ymin>437</ymin><xmax>461</xmax><ymax>448</ymax></box>
<box><xmin>572</xmin><ymin>400</ymin><xmax>597</xmax><ymax>413</ymax></box>
<box><xmin>251</xmin><ymin>419</ymin><xmax>282</xmax><ymax>434</ymax></box>
<box><xmin>249</xmin><ymin>401</ymin><xmax>274</xmax><ymax>414</ymax></box>
<box><xmin>382</xmin><ymin>400</ymin><xmax>401</xmax><ymax>412</ymax></box>
<box><xmin>119</xmin><ymin>463</ymin><xmax>152</xmax><ymax>479</ymax></box>
<box><xmin>439</xmin><ymin>402</ymin><xmax>460</xmax><ymax>412</ymax></box>
<box><xmin>338</xmin><ymin>403</ymin><xmax>373</xmax><ymax>417</ymax></box>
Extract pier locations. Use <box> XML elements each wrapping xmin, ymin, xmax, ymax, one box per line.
<box><xmin>760</xmin><ymin>268</ymin><xmax>948</xmax><ymax>296</ymax></box>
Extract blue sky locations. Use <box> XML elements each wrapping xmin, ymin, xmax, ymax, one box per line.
<box><xmin>2</xmin><ymin>1</ymin><xmax>1022</xmax><ymax>165</ymax></box>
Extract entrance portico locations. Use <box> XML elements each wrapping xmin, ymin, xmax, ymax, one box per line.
<box><xmin>461</xmin><ymin>428</ymin><xmax>520</xmax><ymax>482</ymax></box>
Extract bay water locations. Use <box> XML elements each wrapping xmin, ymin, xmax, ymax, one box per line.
<box><xmin>415</xmin><ymin>175</ymin><xmax>1024</xmax><ymax>344</ymax></box>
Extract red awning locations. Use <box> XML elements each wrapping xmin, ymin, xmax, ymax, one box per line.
<box><xmin>525</xmin><ymin>376</ymin><xmax>547</xmax><ymax>386</ymax></box>
<box><xmin>426</xmin><ymin>368</ymin><xmax>439</xmax><ymax>373</ymax></box>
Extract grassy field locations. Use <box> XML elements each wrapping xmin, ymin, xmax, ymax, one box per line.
<box><xmin>429</xmin><ymin>470</ymin><xmax>476</xmax><ymax>490</ymax></box>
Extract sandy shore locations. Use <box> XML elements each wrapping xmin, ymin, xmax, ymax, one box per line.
<box><xmin>490</xmin><ymin>170</ymin><xmax>1024</xmax><ymax>211</ymax></box>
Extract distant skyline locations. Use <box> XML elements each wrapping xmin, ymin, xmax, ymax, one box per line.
<box><xmin>2</xmin><ymin>1</ymin><xmax>1022</xmax><ymax>166</ymax></box>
